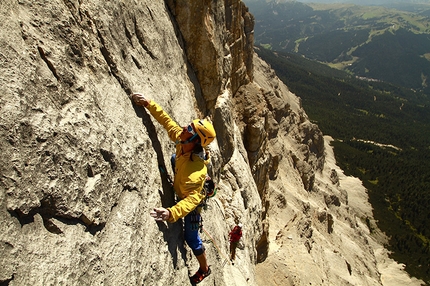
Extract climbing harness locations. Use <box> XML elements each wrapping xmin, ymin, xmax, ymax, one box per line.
<box><xmin>189</xmin><ymin>210</ymin><xmax>203</xmax><ymax>231</ymax></box>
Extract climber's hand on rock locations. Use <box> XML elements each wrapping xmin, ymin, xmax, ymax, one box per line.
<box><xmin>132</xmin><ymin>92</ymin><xmax>150</xmax><ymax>107</ymax></box>
<box><xmin>150</xmin><ymin>207</ymin><xmax>170</xmax><ymax>222</ymax></box>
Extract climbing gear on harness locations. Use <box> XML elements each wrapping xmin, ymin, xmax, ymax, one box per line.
<box><xmin>204</xmin><ymin>177</ymin><xmax>216</xmax><ymax>198</ymax></box>
<box><xmin>200</xmin><ymin>176</ymin><xmax>216</xmax><ymax>211</ymax></box>
<box><xmin>190</xmin><ymin>266</ymin><xmax>211</xmax><ymax>284</ymax></box>
<box><xmin>189</xmin><ymin>210</ymin><xmax>202</xmax><ymax>231</ymax></box>
<box><xmin>192</xmin><ymin>119</ymin><xmax>216</xmax><ymax>147</ymax></box>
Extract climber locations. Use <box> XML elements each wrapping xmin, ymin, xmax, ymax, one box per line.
<box><xmin>132</xmin><ymin>92</ymin><xmax>216</xmax><ymax>284</ymax></box>
<box><xmin>228</xmin><ymin>223</ymin><xmax>243</xmax><ymax>263</ymax></box>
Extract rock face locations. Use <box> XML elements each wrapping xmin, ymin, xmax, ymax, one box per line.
<box><xmin>0</xmin><ymin>1</ymin><xmax>423</xmax><ymax>286</ymax></box>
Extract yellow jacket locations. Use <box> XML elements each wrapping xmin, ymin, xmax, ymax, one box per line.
<box><xmin>146</xmin><ymin>101</ymin><xmax>209</xmax><ymax>223</ymax></box>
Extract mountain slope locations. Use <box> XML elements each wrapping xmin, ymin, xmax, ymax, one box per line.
<box><xmin>255</xmin><ymin>46</ymin><xmax>430</xmax><ymax>284</ymax></box>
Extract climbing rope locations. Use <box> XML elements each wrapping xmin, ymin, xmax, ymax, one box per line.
<box><xmin>201</xmin><ymin>226</ymin><xmax>231</xmax><ymax>266</ymax></box>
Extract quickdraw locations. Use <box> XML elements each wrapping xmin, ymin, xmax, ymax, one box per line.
<box><xmin>200</xmin><ymin>176</ymin><xmax>216</xmax><ymax>210</ymax></box>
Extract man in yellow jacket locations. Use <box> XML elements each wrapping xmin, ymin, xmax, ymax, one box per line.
<box><xmin>132</xmin><ymin>93</ymin><xmax>216</xmax><ymax>284</ymax></box>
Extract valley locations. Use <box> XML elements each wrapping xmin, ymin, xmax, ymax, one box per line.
<box><xmin>248</xmin><ymin>1</ymin><xmax>430</xmax><ymax>93</ymax></box>
<box><xmin>245</xmin><ymin>1</ymin><xmax>430</xmax><ymax>283</ymax></box>
<box><xmin>256</xmin><ymin>45</ymin><xmax>430</xmax><ymax>284</ymax></box>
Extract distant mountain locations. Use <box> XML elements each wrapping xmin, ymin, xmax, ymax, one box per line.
<box><xmin>244</xmin><ymin>0</ymin><xmax>430</xmax><ymax>94</ymax></box>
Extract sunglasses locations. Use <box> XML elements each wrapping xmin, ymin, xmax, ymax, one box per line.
<box><xmin>187</xmin><ymin>124</ymin><xmax>196</xmax><ymax>135</ymax></box>
<box><xmin>182</xmin><ymin>124</ymin><xmax>199</xmax><ymax>144</ymax></box>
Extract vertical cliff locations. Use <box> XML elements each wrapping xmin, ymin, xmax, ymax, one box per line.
<box><xmin>0</xmin><ymin>0</ymin><xmax>423</xmax><ymax>285</ymax></box>
<box><xmin>0</xmin><ymin>0</ymin><xmax>260</xmax><ymax>284</ymax></box>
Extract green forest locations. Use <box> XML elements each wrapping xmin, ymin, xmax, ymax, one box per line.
<box><xmin>255</xmin><ymin>47</ymin><xmax>430</xmax><ymax>283</ymax></box>
<box><xmin>248</xmin><ymin>1</ymin><xmax>430</xmax><ymax>94</ymax></box>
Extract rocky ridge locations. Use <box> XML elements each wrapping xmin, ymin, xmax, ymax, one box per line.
<box><xmin>0</xmin><ymin>0</ymin><xmax>423</xmax><ymax>285</ymax></box>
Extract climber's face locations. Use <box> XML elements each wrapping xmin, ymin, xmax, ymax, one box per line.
<box><xmin>180</xmin><ymin>124</ymin><xmax>197</xmax><ymax>143</ymax></box>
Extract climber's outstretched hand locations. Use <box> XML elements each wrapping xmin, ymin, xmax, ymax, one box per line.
<box><xmin>150</xmin><ymin>207</ymin><xmax>170</xmax><ymax>222</ymax></box>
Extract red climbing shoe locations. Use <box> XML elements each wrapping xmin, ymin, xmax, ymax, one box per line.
<box><xmin>190</xmin><ymin>266</ymin><xmax>211</xmax><ymax>284</ymax></box>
